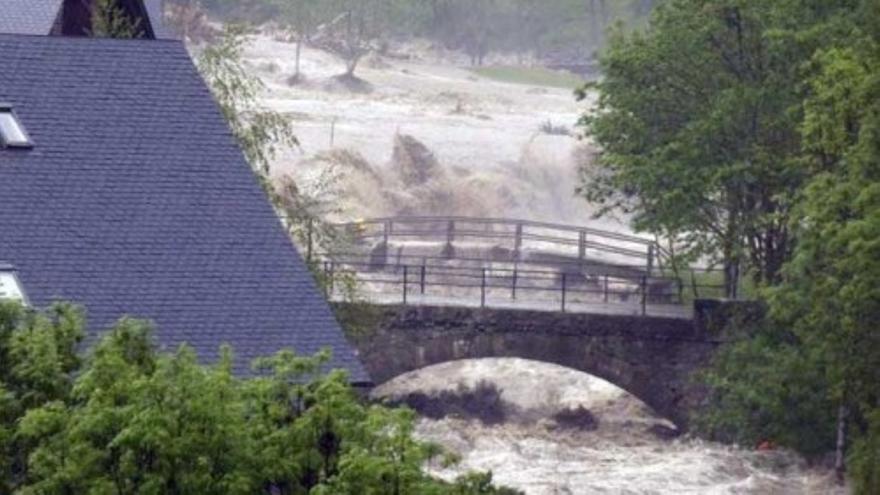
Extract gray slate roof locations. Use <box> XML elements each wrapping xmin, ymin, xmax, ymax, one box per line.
<box><xmin>0</xmin><ymin>0</ymin><xmax>175</xmax><ymax>39</ymax></box>
<box><xmin>143</xmin><ymin>0</ymin><xmax>176</xmax><ymax>39</ymax></box>
<box><xmin>0</xmin><ymin>0</ymin><xmax>63</xmax><ymax>35</ymax></box>
<box><xmin>0</xmin><ymin>34</ymin><xmax>367</xmax><ymax>381</ymax></box>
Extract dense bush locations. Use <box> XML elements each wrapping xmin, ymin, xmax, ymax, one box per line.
<box><xmin>0</xmin><ymin>302</ymin><xmax>522</xmax><ymax>494</ymax></box>
<box><xmin>584</xmin><ymin>1</ymin><xmax>880</xmax><ymax>491</ymax></box>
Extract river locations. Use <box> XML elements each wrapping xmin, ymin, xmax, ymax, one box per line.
<box><xmin>244</xmin><ymin>34</ymin><xmax>849</xmax><ymax>494</ymax></box>
<box><xmin>374</xmin><ymin>359</ymin><xmax>847</xmax><ymax>494</ymax></box>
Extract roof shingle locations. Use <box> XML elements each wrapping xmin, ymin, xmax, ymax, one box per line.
<box><xmin>143</xmin><ymin>0</ymin><xmax>175</xmax><ymax>39</ymax></box>
<box><xmin>0</xmin><ymin>34</ymin><xmax>367</xmax><ymax>381</ymax></box>
<box><xmin>0</xmin><ymin>0</ymin><xmax>63</xmax><ymax>35</ymax></box>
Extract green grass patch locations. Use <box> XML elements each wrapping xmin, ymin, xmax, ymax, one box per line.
<box><xmin>470</xmin><ymin>66</ymin><xmax>585</xmax><ymax>90</ymax></box>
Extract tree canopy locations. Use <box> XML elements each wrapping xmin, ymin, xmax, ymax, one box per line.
<box><xmin>0</xmin><ymin>301</ymin><xmax>522</xmax><ymax>494</ymax></box>
<box><xmin>177</xmin><ymin>0</ymin><xmax>658</xmax><ymax>65</ymax></box>
<box><xmin>577</xmin><ymin>0</ymin><xmax>865</xmax><ymax>293</ymax></box>
<box><xmin>582</xmin><ymin>1</ymin><xmax>880</xmax><ymax>491</ymax></box>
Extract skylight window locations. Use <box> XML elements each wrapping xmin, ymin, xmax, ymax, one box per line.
<box><xmin>0</xmin><ymin>263</ymin><xmax>28</xmax><ymax>305</ymax></box>
<box><xmin>0</xmin><ymin>105</ymin><xmax>32</xmax><ymax>148</ymax></box>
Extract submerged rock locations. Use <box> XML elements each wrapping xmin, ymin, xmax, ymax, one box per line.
<box><xmin>384</xmin><ymin>381</ymin><xmax>507</xmax><ymax>425</ymax></box>
<box><xmin>646</xmin><ymin>423</ymin><xmax>680</xmax><ymax>440</ymax></box>
<box><xmin>551</xmin><ymin>406</ymin><xmax>599</xmax><ymax>431</ymax></box>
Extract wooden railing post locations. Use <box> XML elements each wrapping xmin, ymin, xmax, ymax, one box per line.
<box><xmin>514</xmin><ymin>223</ymin><xmax>523</xmax><ymax>260</ymax></box>
<box><xmin>641</xmin><ymin>275</ymin><xmax>647</xmax><ymax>315</ymax></box>
<box><xmin>383</xmin><ymin>220</ymin><xmax>392</xmax><ymax>245</ymax></box>
<box><xmin>420</xmin><ymin>262</ymin><xmax>426</xmax><ymax>295</ymax></box>
<box><xmin>511</xmin><ymin>267</ymin><xmax>518</xmax><ymax>300</ymax></box>
<box><xmin>402</xmin><ymin>265</ymin><xmax>408</xmax><ymax>305</ymax></box>
<box><xmin>442</xmin><ymin>220</ymin><xmax>456</xmax><ymax>259</ymax></box>
<box><xmin>561</xmin><ymin>273</ymin><xmax>567</xmax><ymax>313</ymax></box>
<box><xmin>604</xmin><ymin>274</ymin><xmax>609</xmax><ymax>303</ymax></box>
<box><xmin>578</xmin><ymin>230</ymin><xmax>587</xmax><ymax>260</ymax></box>
<box><xmin>323</xmin><ymin>261</ymin><xmax>329</xmax><ymax>298</ymax></box>
<box><xmin>481</xmin><ymin>268</ymin><xmax>486</xmax><ymax>308</ymax></box>
<box><xmin>647</xmin><ymin>244</ymin><xmax>655</xmax><ymax>276</ymax></box>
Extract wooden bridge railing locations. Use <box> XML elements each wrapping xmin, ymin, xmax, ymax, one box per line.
<box><xmin>316</xmin><ymin>252</ymin><xmax>730</xmax><ymax>316</ymax></box>
<box><xmin>324</xmin><ymin>216</ymin><xmax>668</xmax><ymax>274</ymax></box>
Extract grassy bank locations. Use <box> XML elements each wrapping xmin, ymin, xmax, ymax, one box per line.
<box><xmin>470</xmin><ymin>66</ymin><xmax>585</xmax><ymax>89</ymax></box>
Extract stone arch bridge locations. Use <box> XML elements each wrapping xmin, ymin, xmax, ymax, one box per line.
<box><xmin>343</xmin><ymin>301</ymin><xmax>740</xmax><ymax>431</ymax></box>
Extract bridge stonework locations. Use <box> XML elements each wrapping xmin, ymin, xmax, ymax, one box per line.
<box><xmin>343</xmin><ymin>302</ymin><xmax>737</xmax><ymax>430</ymax></box>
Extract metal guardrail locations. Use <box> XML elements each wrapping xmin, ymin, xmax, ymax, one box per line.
<box><xmin>318</xmin><ymin>255</ymin><xmax>699</xmax><ymax>316</ymax></box>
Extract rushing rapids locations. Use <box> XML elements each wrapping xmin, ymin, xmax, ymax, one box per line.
<box><xmin>375</xmin><ymin>359</ymin><xmax>846</xmax><ymax>495</ymax></box>
<box><xmin>238</xmin><ymin>33</ymin><xmax>850</xmax><ymax>494</ymax></box>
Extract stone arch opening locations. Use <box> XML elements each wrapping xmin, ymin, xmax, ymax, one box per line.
<box><xmin>370</xmin><ymin>358</ymin><xmax>675</xmax><ymax>433</ymax></box>
<box><xmin>367</xmin><ymin>350</ymin><xmax>682</xmax><ymax>429</ymax></box>
<box><xmin>346</xmin><ymin>303</ymin><xmax>716</xmax><ymax>430</ymax></box>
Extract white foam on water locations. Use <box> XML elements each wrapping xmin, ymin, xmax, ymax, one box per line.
<box><xmin>242</xmin><ymin>34</ymin><xmax>623</xmax><ymax>231</ymax></box>
<box><xmin>238</xmin><ymin>34</ymin><xmax>848</xmax><ymax>495</ymax></box>
<box><xmin>376</xmin><ymin>359</ymin><xmax>847</xmax><ymax>495</ymax></box>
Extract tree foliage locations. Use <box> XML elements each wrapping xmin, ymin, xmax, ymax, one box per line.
<box><xmin>90</xmin><ymin>0</ymin><xmax>145</xmax><ymax>38</ymax></box>
<box><xmin>195</xmin><ymin>24</ymin><xmax>346</xmax><ymax>257</ymax></box>
<box><xmin>577</xmin><ymin>0</ymin><xmax>863</xmax><ymax>294</ymax></box>
<box><xmin>197</xmin><ymin>24</ymin><xmax>298</xmax><ymax>179</ymax></box>
<box><xmin>0</xmin><ymin>301</ymin><xmax>522</xmax><ymax>494</ymax></box>
<box><xmin>0</xmin><ymin>303</ymin><xmax>84</xmax><ymax>493</ymax></box>
<box><xmin>582</xmin><ymin>0</ymin><xmax>880</xmax><ymax>489</ymax></box>
<box><xmin>180</xmin><ymin>0</ymin><xmax>658</xmax><ymax>65</ymax></box>
<box><xmin>272</xmin><ymin>0</ymin><xmax>323</xmax><ymax>79</ymax></box>
<box><xmin>630</xmin><ymin>1</ymin><xmax>880</xmax><ymax>491</ymax></box>
<box><xmin>768</xmin><ymin>15</ymin><xmax>880</xmax><ymax>489</ymax></box>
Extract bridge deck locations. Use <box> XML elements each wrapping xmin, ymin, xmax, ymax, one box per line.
<box><xmin>334</xmin><ymin>291</ymin><xmax>693</xmax><ymax>319</ymax></box>
<box><xmin>318</xmin><ymin>216</ymin><xmax>726</xmax><ymax>315</ymax></box>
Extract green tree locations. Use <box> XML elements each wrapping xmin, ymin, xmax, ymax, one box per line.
<box><xmin>770</xmin><ymin>28</ymin><xmax>880</xmax><ymax>489</ymax></box>
<box><xmin>696</xmin><ymin>2</ymin><xmax>880</xmax><ymax>491</ymax></box>
<box><xmin>195</xmin><ymin>23</ymin><xmax>363</xmax><ymax>310</ymax></box>
<box><xmin>1</xmin><ymin>302</ymin><xmax>521</xmax><ymax>494</ymax></box>
<box><xmin>91</xmin><ymin>0</ymin><xmax>144</xmax><ymax>38</ymax></box>
<box><xmin>696</xmin><ymin>315</ymin><xmax>837</xmax><ymax>457</ymax></box>
<box><xmin>576</xmin><ymin>0</ymin><xmax>860</xmax><ymax>295</ymax></box>
<box><xmin>318</xmin><ymin>0</ymin><xmax>401</xmax><ymax>78</ymax></box>
<box><xmin>197</xmin><ymin>24</ymin><xmax>298</xmax><ymax>180</ymax></box>
<box><xmin>273</xmin><ymin>0</ymin><xmax>325</xmax><ymax>82</ymax></box>
<box><xmin>0</xmin><ymin>302</ymin><xmax>84</xmax><ymax>492</ymax></box>
<box><xmin>190</xmin><ymin>0</ymin><xmax>658</xmax><ymax>63</ymax></box>
<box><xmin>17</xmin><ymin>322</ymin><xmax>252</xmax><ymax>494</ymax></box>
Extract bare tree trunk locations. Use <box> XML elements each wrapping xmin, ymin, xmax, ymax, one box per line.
<box><xmin>721</xmin><ymin>252</ymin><xmax>740</xmax><ymax>300</ymax></box>
<box><xmin>344</xmin><ymin>49</ymin><xmax>365</xmax><ymax>77</ymax></box>
<box><xmin>721</xmin><ymin>191</ymin><xmax>744</xmax><ymax>299</ymax></box>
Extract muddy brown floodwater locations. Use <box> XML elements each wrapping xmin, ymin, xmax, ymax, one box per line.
<box><xmin>233</xmin><ymin>32</ymin><xmax>849</xmax><ymax>494</ymax></box>
<box><xmin>375</xmin><ymin>359</ymin><xmax>847</xmax><ymax>495</ymax></box>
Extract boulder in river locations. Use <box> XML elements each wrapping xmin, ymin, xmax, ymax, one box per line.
<box><xmin>384</xmin><ymin>381</ymin><xmax>507</xmax><ymax>425</ymax></box>
<box><xmin>551</xmin><ymin>406</ymin><xmax>600</xmax><ymax>431</ymax></box>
